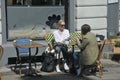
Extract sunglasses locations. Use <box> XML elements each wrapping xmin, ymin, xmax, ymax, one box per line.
<box><xmin>60</xmin><ymin>24</ymin><xmax>65</xmax><ymax>27</ymax></box>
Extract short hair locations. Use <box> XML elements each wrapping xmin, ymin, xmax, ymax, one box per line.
<box><xmin>81</xmin><ymin>24</ymin><xmax>91</xmax><ymax>35</ymax></box>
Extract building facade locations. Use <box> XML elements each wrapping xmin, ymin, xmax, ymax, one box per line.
<box><xmin>0</xmin><ymin>0</ymin><xmax>119</xmax><ymax>66</ymax></box>
<box><xmin>0</xmin><ymin>0</ymin><xmax>119</xmax><ymax>44</ymax></box>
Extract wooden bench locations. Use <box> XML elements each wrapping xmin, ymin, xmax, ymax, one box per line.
<box><xmin>44</xmin><ymin>32</ymin><xmax>81</xmax><ymax>52</ymax></box>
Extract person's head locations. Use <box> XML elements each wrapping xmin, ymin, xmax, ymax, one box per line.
<box><xmin>81</xmin><ymin>24</ymin><xmax>91</xmax><ymax>35</ymax></box>
<box><xmin>57</xmin><ymin>20</ymin><xmax>65</xmax><ymax>31</ymax></box>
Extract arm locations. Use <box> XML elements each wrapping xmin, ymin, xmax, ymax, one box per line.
<box><xmin>76</xmin><ymin>38</ymin><xmax>89</xmax><ymax>51</ymax></box>
<box><xmin>62</xmin><ymin>30</ymin><xmax>70</xmax><ymax>44</ymax></box>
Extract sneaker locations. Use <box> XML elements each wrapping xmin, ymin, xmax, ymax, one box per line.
<box><xmin>56</xmin><ymin>65</ymin><xmax>61</xmax><ymax>72</ymax></box>
<box><xmin>26</xmin><ymin>66</ymin><xmax>29</xmax><ymax>69</ymax></box>
<box><xmin>64</xmin><ymin>63</ymin><xmax>69</xmax><ymax>70</ymax></box>
<box><xmin>76</xmin><ymin>68</ymin><xmax>81</xmax><ymax>76</ymax></box>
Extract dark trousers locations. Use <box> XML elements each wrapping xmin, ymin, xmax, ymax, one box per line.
<box><xmin>54</xmin><ymin>44</ymin><xmax>68</xmax><ymax>62</ymax></box>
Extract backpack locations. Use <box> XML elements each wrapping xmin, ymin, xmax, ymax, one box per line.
<box><xmin>41</xmin><ymin>53</ymin><xmax>55</xmax><ymax>72</ymax></box>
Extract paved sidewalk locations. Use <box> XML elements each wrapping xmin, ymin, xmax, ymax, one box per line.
<box><xmin>0</xmin><ymin>59</ymin><xmax>120</xmax><ymax>80</ymax></box>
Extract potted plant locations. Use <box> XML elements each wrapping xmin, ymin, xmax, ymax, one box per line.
<box><xmin>113</xmin><ymin>41</ymin><xmax>120</xmax><ymax>53</ymax></box>
<box><xmin>117</xmin><ymin>32</ymin><xmax>120</xmax><ymax>36</ymax></box>
<box><xmin>107</xmin><ymin>36</ymin><xmax>117</xmax><ymax>44</ymax></box>
<box><xmin>115</xmin><ymin>41</ymin><xmax>120</xmax><ymax>47</ymax></box>
<box><xmin>107</xmin><ymin>35</ymin><xmax>120</xmax><ymax>53</ymax></box>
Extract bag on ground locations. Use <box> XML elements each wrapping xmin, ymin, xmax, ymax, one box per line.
<box><xmin>41</xmin><ymin>53</ymin><xmax>55</xmax><ymax>72</ymax></box>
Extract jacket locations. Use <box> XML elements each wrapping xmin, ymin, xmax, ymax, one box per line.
<box><xmin>77</xmin><ymin>32</ymin><xmax>99</xmax><ymax>65</ymax></box>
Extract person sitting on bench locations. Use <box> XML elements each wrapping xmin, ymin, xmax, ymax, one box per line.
<box><xmin>53</xmin><ymin>20</ymin><xmax>70</xmax><ymax>72</ymax></box>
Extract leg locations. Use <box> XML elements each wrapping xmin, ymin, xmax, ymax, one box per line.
<box><xmin>61</xmin><ymin>45</ymin><xmax>68</xmax><ymax>62</ymax></box>
<box><xmin>79</xmin><ymin>65</ymin><xmax>85</xmax><ymax>77</ymax></box>
<box><xmin>54</xmin><ymin>46</ymin><xmax>62</xmax><ymax>72</ymax></box>
<box><xmin>61</xmin><ymin>45</ymin><xmax>69</xmax><ymax>71</ymax></box>
<box><xmin>73</xmin><ymin>52</ymin><xmax>79</xmax><ymax>68</ymax></box>
<box><xmin>73</xmin><ymin>52</ymin><xmax>82</xmax><ymax>76</ymax></box>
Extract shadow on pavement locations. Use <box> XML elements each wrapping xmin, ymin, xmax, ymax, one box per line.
<box><xmin>20</xmin><ymin>73</ymin><xmax>99</xmax><ymax>80</ymax></box>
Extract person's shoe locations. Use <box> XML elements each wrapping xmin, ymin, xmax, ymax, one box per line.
<box><xmin>64</xmin><ymin>63</ymin><xmax>69</xmax><ymax>71</ymax></box>
<box><xmin>56</xmin><ymin>65</ymin><xmax>61</xmax><ymax>72</ymax></box>
<box><xmin>76</xmin><ymin>68</ymin><xmax>81</xmax><ymax>76</ymax></box>
<box><xmin>79</xmin><ymin>73</ymin><xmax>84</xmax><ymax>77</ymax></box>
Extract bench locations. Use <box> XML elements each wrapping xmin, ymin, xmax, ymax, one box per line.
<box><xmin>44</xmin><ymin>32</ymin><xmax>81</xmax><ymax>53</ymax></box>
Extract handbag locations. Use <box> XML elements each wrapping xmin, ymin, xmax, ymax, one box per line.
<box><xmin>41</xmin><ymin>53</ymin><xmax>55</xmax><ymax>72</ymax></box>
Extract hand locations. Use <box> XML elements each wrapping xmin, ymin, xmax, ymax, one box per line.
<box><xmin>76</xmin><ymin>37</ymin><xmax>81</xmax><ymax>43</ymax></box>
<box><xmin>61</xmin><ymin>40</ymin><xmax>64</xmax><ymax>44</ymax></box>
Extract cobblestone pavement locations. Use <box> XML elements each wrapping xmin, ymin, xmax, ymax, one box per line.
<box><xmin>0</xmin><ymin>59</ymin><xmax>120</xmax><ymax>80</ymax></box>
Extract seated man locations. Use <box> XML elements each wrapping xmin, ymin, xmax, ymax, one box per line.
<box><xmin>74</xmin><ymin>24</ymin><xmax>99</xmax><ymax>76</ymax></box>
<box><xmin>53</xmin><ymin>20</ymin><xmax>70</xmax><ymax>72</ymax></box>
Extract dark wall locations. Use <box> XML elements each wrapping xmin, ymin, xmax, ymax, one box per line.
<box><xmin>107</xmin><ymin>3</ymin><xmax>119</xmax><ymax>37</ymax></box>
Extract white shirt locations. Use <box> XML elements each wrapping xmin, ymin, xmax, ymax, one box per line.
<box><xmin>53</xmin><ymin>29</ymin><xmax>70</xmax><ymax>43</ymax></box>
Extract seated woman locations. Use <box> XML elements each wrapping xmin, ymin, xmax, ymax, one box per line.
<box><xmin>73</xmin><ymin>24</ymin><xmax>99</xmax><ymax>76</ymax></box>
<box><xmin>53</xmin><ymin>20</ymin><xmax>70</xmax><ymax>72</ymax></box>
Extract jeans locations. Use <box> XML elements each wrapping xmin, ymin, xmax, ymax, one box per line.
<box><xmin>73</xmin><ymin>52</ymin><xmax>79</xmax><ymax>68</ymax></box>
<box><xmin>54</xmin><ymin>44</ymin><xmax>68</xmax><ymax>62</ymax></box>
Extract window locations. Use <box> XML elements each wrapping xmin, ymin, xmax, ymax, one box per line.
<box><xmin>6</xmin><ymin>0</ymin><xmax>68</xmax><ymax>40</ymax></box>
<box><xmin>7</xmin><ymin>0</ymin><xmax>65</xmax><ymax>6</ymax></box>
